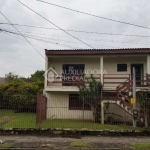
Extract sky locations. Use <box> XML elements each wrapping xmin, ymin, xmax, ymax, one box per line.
<box><xmin>0</xmin><ymin>0</ymin><xmax>150</xmax><ymax>77</ymax></box>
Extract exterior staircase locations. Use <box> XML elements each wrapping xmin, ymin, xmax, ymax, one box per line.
<box><xmin>102</xmin><ymin>79</ymin><xmax>133</xmax><ymax>116</ymax></box>
<box><xmin>102</xmin><ymin>76</ymin><xmax>150</xmax><ymax>123</ymax></box>
<box><xmin>116</xmin><ymin>79</ymin><xmax>133</xmax><ymax>115</ymax></box>
<box><xmin>102</xmin><ymin>74</ymin><xmax>150</xmax><ymax>124</ymax></box>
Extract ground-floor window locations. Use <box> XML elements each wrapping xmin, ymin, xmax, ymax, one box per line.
<box><xmin>69</xmin><ymin>94</ymin><xmax>91</xmax><ymax>110</ymax></box>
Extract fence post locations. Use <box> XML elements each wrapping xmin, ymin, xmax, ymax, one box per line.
<box><xmin>103</xmin><ymin>74</ymin><xmax>104</xmax><ymax>86</ymax></box>
<box><xmin>82</xmin><ymin>98</ymin><xmax>84</xmax><ymax>128</ymax></box>
<box><xmin>36</xmin><ymin>94</ymin><xmax>47</xmax><ymax>128</ymax></box>
<box><xmin>101</xmin><ymin>101</ymin><xmax>104</xmax><ymax>124</ymax></box>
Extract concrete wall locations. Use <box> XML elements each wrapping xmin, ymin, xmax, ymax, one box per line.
<box><xmin>105</xmin><ymin>103</ymin><xmax>132</xmax><ymax>122</ymax></box>
<box><xmin>46</xmin><ymin>92</ymin><xmax>93</xmax><ymax>120</ymax></box>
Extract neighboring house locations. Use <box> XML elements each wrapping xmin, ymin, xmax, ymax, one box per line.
<box><xmin>43</xmin><ymin>48</ymin><xmax>150</xmax><ymax>123</ymax></box>
<box><xmin>0</xmin><ymin>77</ymin><xmax>5</xmax><ymax>84</ymax></box>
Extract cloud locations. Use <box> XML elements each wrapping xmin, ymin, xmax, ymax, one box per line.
<box><xmin>0</xmin><ymin>0</ymin><xmax>150</xmax><ymax>77</ymax></box>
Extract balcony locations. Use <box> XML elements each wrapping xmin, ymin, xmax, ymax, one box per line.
<box><xmin>45</xmin><ymin>74</ymin><xmax>150</xmax><ymax>92</ymax></box>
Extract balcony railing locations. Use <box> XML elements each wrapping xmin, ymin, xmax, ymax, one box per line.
<box><xmin>103</xmin><ymin>74</ymin><xmax>130</xmax><ymax>87</ymax></box>
<box><xmin>47</xmin><ymin>74</ymin><xmax>101</xmax><ymax>86</ymax></box>
<box><xmin>47</xmin><ymin>74</ymin><xmax>150</xmax><ymax>87</ymax></box>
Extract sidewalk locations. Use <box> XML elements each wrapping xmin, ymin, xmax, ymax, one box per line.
<box><xmin>0</xmin><ymin>135</ymin><xmax>150</xmax><ymax>149</ymax></box>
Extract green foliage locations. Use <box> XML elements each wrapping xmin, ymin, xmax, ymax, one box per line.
<box><xmin>5</xmin><ymin>72</ymin><xmax>19</xmax><ymax>83</ymax></box>
<box><xmin>137</xmin><ymin>89</ymin><xmax>150</xmax><ymax>108</ymax></box>
<box><xmin>0</xmin><ymin>71</ymin><xmax>44</xmax><ymax>109</ymax></box>
<box><xmin>137</xmin><ymin>89</ymin><xmax>150</xmax><ymax>127</ymax></box>
<box><xmin>78</xmin><ymin>75</ymin><xmax>102</xmax><ymax>108</ymax></box>
<box><xmin>30</xmin><ymin>70</ymin><xmax>45</xmax><ymax>93</ymax></box>
<box><xmin>78</xmin><ymin>75</ymin><xmax>103</xmax><ymax>122</ymax></box>
<box><xmin>30</xmin><ymin>70</ymin><xmax>45</xmax><ymax>82</ymax></box>
<box><xmin>137</xmin><ymin>89</ymin><xmax>150</xmax><ymax>113</ymax></box>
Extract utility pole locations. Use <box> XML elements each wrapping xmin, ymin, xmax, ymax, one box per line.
<box><xmin>132</xmin><ymin>67</ymin><xmax>137</xmax><ymax>128</ymax></box>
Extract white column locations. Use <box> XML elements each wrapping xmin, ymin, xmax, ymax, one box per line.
<box><xmin>44</xmin><ymin>55</ymin><xmax>48</xmax><ymax>88</ymax></box>
<box><xmin>100</xmin><ymin>56</ymin><xmax>103</xmax><ymax>84</ymax></box>
<box><xmin>147</xmin><ymin>55</ymin><xmax>150</xmax><ymax>74</ymax></box>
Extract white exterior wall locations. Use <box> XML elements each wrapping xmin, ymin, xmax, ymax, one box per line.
<box><xmin>103</xmin><ymin>56</ymin><xmax>147</xmax><ymax>87</ymax></box>
<box><xmin>46</xmin><ymin>91</ymin><xmax>132</xmax><ymax>121</ymax></box>
<box><xmin>48</xmin><ymin>57</ymin><xmax>100</xmax><ymax>86</ymax></box>
<box><xmin>46</xmin><ymin>55</ymin><xmax>147</xmax><ymax>88</ymax></box>
<box><xmin>45</xmin><ymin>55</ymin><xmax>147</xmax><ymax>121</ymax></box>
<box><xmin>104</xmin><ymin>56</ymin><xmax>146</xmax><ymax>74</ymax></box>
<box><xmin>46</xmin><ymin>92</ymin><xmax>93</xmax><ymax>120</ymax></box>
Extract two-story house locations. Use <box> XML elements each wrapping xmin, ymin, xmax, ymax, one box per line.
<box><xmin>43</xmin><ymin>48</ymin><xmax>150</xmax><ymax>123</ymax></box>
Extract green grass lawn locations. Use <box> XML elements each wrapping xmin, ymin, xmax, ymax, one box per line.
<box><xmin>0</xmin><ymin>109</ymin><xmax>36</xmax><ymax>128</ymax></box>
<box><xmin>0</xmin><ymin>142</ymin><xmax>10</xmax><ymax>148</ymax></box>
<box><xmin>132</xmin><ymin>143</ymin><xmax>150</xmax><ymax>149</ymax></box>
<box><xmin>71</xmin><ymin>141</ymin><xmax>88</xmax><ymax>147</ymax></box>
<box><xmin>0</xmin><ymin>109</ymin><xmax>146</xmax><ymax>130</ymax></box>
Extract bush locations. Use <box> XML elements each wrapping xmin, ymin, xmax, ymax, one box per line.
<box><xmin>0</xmin><ymin>71</ymin><xmax>44</xmax><ymax>111</ymax></box>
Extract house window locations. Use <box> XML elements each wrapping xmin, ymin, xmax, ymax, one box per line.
<box><xmin>69</xmin><ymin>94</ymin><xmax>91</xmax><ymax>110</ymax></box>
<box><xmin>117</xmin><ymin>64</ymin><xmax>127</xmax><ymax>72</ymax></box>
<box><xmin>62</xmin><ymin>64</ymin><xmax>85</xmax><ymax>86</ymax></box>
<box><xmin>63</xmin><ymin>64</ymin><xmax>85</xmax><ymax>75</ymax></box>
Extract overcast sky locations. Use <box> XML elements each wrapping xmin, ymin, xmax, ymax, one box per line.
<box><xmin>0</xmin><ymin>0</ymin><xmax>150</xmax><ymax>77</ymax></box>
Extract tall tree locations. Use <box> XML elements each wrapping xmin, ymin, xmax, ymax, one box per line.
<box><xmin>30</xmin><ymin>70</ymin><xmax>45</xmax><ymax>93</ymax></box>
<box><xmin>78</xmin><ymin>75</ymin><xmax>103</xmax><ymax>122</ymax></box>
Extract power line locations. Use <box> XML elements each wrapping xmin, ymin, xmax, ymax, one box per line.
<box><xmin>22</xmin><ymin>34</ymin><xmax>150</xmax><ymax>46</ymax></box>
<box><xmin>16</xmin><ymin>0</ymin><xmax>96</xmax><ymax>50</ymax></box>
<box><xmin>1</xmin><ymin>28</ymin><xmax>120</xmax><ymax>48</ymax></box>
<box><xmin>2</xmin><ymin>29</ymin><xmax>118</xmax><ymax>49</ymax></box>
<box><xmin>1</xmin><ymin>29</ymin><xmax>85</xmax><ymax>49</ymax></box>
<box><xmin>2</xmin><ymin>28</ymin><xmax>150</xmax><ymax>47</ymax></box>
<box><xmin>37</xmin><ymin>0</ymin><xmax>150</xmax><ymax>30</ymax></box>
<box><xmin>4</xmin><ymin>31</ymin><xmax>74</xmax><ymax>51</ymax></box>
<box><xmin>0</xmin><ymin>11</ymin><xmax>53</xmax><ymax>67</ymax></box>
<box><xmin>16</xmin><ymin>0</ymin><xmax>134</xmax><ymax>62</ymax></box>
<box><xmin>2</xmin><ymin>0</ymin><xmax>146</xmax><ymax>66</ymax></box>
<box><xmin>1</xmin><ymin>22</ymin><xmax>150</xmax><ymax>38</ymax></box>
<box><xmin>2</xmin><ymin>27</ymin><xmax>150</xmax><ymax>52</ymax></box>
<box><xmin>12</xmin><ymin>31</ymin><xmax>150</xmax><ymax>46</ymax></box>
<box><xmin>3</xmin><ymin>31</ymin><xmax>45</xmax><ymax>50</ymax></box>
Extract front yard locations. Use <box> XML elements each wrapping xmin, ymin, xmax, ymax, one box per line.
<box><xmin>0</xmin><ymin>109</ymin><xmax>146</xmax><ymax>131</ymax></box>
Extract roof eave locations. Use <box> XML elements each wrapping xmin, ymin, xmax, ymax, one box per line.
<box><xmin>45</xmin><ymin>48</ymin><xmax>150</xmax><ymax>55</ymax></box>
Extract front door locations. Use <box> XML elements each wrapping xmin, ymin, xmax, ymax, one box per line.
<box><xmin>131</xmin><ymin>64</ymin><xmax>143</xmax><ymax>86</ymax></box>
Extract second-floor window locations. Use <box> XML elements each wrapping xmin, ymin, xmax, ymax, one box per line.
<box><xmin>62</xmin><ymin>64</ymin><xmax>85</xmax><ymax>86</ymax></box>
<box><xmin>117</xmin><ymin>64</ymin><xmax>127</xmax><ymax>72</ymax></box>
